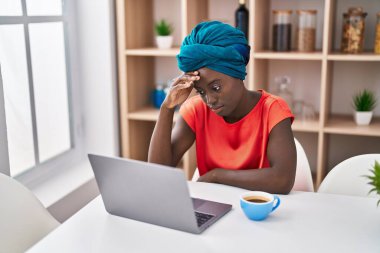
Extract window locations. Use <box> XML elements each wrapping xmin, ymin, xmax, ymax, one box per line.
<box><xmin>0</xmin><ymin>0</ymin><xmax>76</xmax><ymax>177</ymax></box>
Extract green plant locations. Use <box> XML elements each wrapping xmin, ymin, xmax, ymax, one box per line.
<box><xmin>155</xmin><ymin>19</ymin><xmax>173</xmax><ymax>36</ymax></box>
<box><xmin>352</xmin><ymin>89</ymin><xmax>377</xmax><ymax>112</ymax></box>
<box><xmin>363</xmin><ymin>160</ymin><xmax>380</xmax><ymax>206</ymax></box>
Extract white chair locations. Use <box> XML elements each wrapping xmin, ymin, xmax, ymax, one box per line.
<box><xmin>293</xmin><ymin>138</ymin><xmax>314</xmax><ymax>192</ymax></box>
<box><xmin>192</xmin><ymin>138</ymin><xmax>314</xmax><ymax>192</ymax></box>
<box><xmin>318</xmin><ymin>154</ymin><xmax>380</xmax><ymax>197</ymax></box>
<box><xmin>0</xmin><ymin>173</ymin><xmax>60</xmax><ymax>253</ymax></box>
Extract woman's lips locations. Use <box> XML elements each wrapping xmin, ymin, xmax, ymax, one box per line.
<box><xmin>211</xmin><ymin>105</ymin><xmax>224</xmax><ymax>113</ymax></box>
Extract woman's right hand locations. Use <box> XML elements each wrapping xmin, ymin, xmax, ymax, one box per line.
<box><xmin>162</xmin><ymin>71</ymin><xmax>200</xmax><ymax>109</ymax></box>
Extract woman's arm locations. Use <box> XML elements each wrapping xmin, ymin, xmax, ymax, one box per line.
<box><xmin>198</xmin><ymin>118</ymin><xmax>297</xmax><ymax>194</ymax></box>
<box><xmin>148</xmin><ymin>72</ymin><xmax>198</xmax><ymax>167</ymax></box>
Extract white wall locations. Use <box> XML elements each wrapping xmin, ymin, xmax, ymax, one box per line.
<box><xmin>75</xmin><ymin>0</ymin><xmax>119</xmax><ymax>156</ymax></box>
<box><xmin>0</xmin><ymin>68</ymin><xmax>10</xmax><ymax>175</ymax></box>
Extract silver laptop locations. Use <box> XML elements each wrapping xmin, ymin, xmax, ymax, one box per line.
<box><xmin>88</xmin><ymin>154</ymin><xmax>232</xmax><ymax>234</ymax></box>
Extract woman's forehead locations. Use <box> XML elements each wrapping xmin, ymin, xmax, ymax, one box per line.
<box><xmin>198</xmin><ymin>67</ymin><xmax>218</xmax><ymax>77</ymax></box>
<box><xmin>197</xmin><ymin>67</ymin><xmax>228</xmax><ymax>83</ymax></box>
<box><xmin>195</xmin><ymin>68</ymin><xmax>234</xmax><ymax>89</ymax></box>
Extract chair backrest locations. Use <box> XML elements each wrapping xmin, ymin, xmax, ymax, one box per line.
<box><xmin>318</xmin><ymin>154</ymin><xmax>380</xmax><ymax>197</ymax></box>
<box><xmin>0</xmin><ymin>173</ymin><xmax>59</xmax><ymax>253</ymax></box>
<box><xmin>192</xmin><ymin>138</ymin><xmax>314</xmax><ymax>192</ymax></box>
<box><xmin>292</xmin><ymin>138</ymin><xmax>314</xmax><ymax>192</ymax></box>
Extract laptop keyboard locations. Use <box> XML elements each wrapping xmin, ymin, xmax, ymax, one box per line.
<box><xmin>195</xmin><ymin>211</ymin><xmax>214</xmax><ymax>227</ymax></box>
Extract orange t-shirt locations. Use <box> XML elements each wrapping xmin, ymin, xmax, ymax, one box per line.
<box><xmin>179</xmin><ymin>90</ymin><xmax>294</xmax><ymax>176</ymax></box>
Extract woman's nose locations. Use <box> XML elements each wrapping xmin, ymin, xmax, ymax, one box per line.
<box><xmin>206</xmin><ymin>94</ymin><xmax>217</xmax><ymax>107</ymax></box>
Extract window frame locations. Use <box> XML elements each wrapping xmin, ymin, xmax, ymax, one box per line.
<box><xmin>0</xmin><ymin>0</ymin><xmax>83</xmax><ymax>182</ymax></box>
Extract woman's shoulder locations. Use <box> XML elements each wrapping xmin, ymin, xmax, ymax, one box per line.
<box><xmin>259</xmin><ymin>90</ymin><xmax>289</xmax><ymax>109</ymax></box>
<box><xmin>182</xmin><ymin>95</ymin><xmax>205</xmax><ymax>109</ymax></box>
<box><xmin>180</xmin><ymin>95</ymin><xmax>207</xmax><ymax>116</ymax></box>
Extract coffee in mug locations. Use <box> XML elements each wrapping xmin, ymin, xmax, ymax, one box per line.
<box><xmin>243</xmin><ymin>196</ymin><xmax>270</xmax><ymax>203</ymax></box>
<box><xmin>240</xmin><ymin>191</ymin><xmax>280</xmax><ymax>221</ymax></box>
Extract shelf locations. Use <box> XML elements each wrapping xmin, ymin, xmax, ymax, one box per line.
<box><xmin>253</xmin><ymin>51</ymin><xmax>323</xmax><ymax>60</ymax></box>
<box><xmin>128</xmin><ymin>107</ymin><xmax>179</xmax><ymax>122</ymax></box>
<box><xmin>253</xmin><ymin>52</ymin><xmax>380</xmax><ymax>61</ymax></box>
<box><xmin>327</xmin><ymin>53</ymin><xmax>380</xmax><ymax>62</ymax></box>
<box><xmin>125</xmin><ymin>48</ymin><xmax>180</xmax><ymax>57</ymax></box>
<box><xmin>324</xmin><ymin>115</ymin><xmax>380</xmax><ymax>137</ymax></box>
<box><xmin>292</xmin><ymin>118</ymin><xmax>320</xmax><ymax>133</ymax></box>
<box><xmin>128</xmin><ymin>107</ymin><xmax>324</xmax><ymax>134</ymax></box>
<box><xmin>116</xmin><ymin>0</ymin><xmax>380</xmax><ymax>189</ymax></box>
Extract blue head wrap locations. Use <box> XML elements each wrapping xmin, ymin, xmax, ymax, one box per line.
<box><xmin>177</xmin><ymin>21</ymin><xmax>250</xmax><ymax>80</ymax></box>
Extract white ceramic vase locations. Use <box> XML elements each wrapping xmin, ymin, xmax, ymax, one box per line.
<box><xmin>354</xmin><ymin>111</ymin><xmax>373</xmax><ymax>125</ymax></box>
<box><xmin>156</xmin><ymin>36</ymin><xmax>173</xmax><ymax>49</ymax></box>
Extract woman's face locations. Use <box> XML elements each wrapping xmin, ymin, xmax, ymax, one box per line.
<box><xmin>193</xmin><ymin>67</ymin><xmax>245</xmax><ymax>117</ymax></box>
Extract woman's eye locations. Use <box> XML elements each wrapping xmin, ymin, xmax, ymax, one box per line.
<box><xmin>196</xmin><ymin>90</ymin><xmax>205</xmax><ymax>96</ymax></box>
<box><xmin>212</xmin><ymin>85</ymin><xmax>221</xmax><ymax>92</ymax></box>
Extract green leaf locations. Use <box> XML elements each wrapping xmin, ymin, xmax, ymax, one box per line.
<box><xmin>352</xmin><ymin>89</ymin><xmax>377</xmax><ymax>111</ymax></box>
<box><xmin>369</xmin><ymin>188</ymin><xmax>377</xmax><ymax>194</ymax></box>
<box><xmin>363</xmin><ymin>160</ymin><xmax>380</xmax><ymax>207</ymax></box>
<box><xmin>368</xmin><ymin>176</ymin><xmax>376</xmax><ymax>180</ymax></box>
<box><xmin>154</xmin><ymin>19</ymin><xmax>173</xmax><ymax>36</ymax></box>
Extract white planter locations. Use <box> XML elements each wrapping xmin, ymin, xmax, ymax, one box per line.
<box><xmin>156</xmin><ymin>36</ymin><xmax>173</xmax><ymax>49</ymax></box>
<box><xmin>354</xmin><ymin>111</ymin><xmax>373</xmax><ymax>125</ymax></box>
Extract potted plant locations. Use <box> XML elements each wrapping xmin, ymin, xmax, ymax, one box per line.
<box><xmin>352</xmin><ymin>89</ymin><xmax>377</xmax><ymax>125</ymax></box>
<box><xmin>364</xmin><ymin>160</ymin><xmax>380</xmax><ymax>206</ymax></box>
<box><xmin>155</xmin><ymin>19</ymin><xmax>173</xmax><ymax>49</ymax></box>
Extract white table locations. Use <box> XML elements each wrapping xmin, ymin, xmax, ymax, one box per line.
<box><xmin>28</xmin><ymin>182</ymin><xmax>380</xmax><ymax>253</ymax></box>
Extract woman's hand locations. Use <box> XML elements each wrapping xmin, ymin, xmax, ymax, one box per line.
<box><xmin>162</xmin><ymin>71</ymin><xmax>200</xmax><ymax>109</ymax></box>
<box><xmin>197</xmin><ymin>169</ymin><xmax>222</xmax><ymax>183</ymax></box>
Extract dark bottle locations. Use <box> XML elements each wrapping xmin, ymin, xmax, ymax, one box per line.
<box><xmin>273</xmin><ymin>10</ymin><xmax>292</xmax><ymax>51</ymax></box>
<box><xmin>235</xmin><ymin>0</ymin><xmax>249</xmax><ymax>39</ymax></box>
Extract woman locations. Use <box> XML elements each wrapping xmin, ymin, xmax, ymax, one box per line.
<box><xmin>148</xmin><ymin>21</ymin><xmax>296</xmax><ymax>194</ymax></box>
